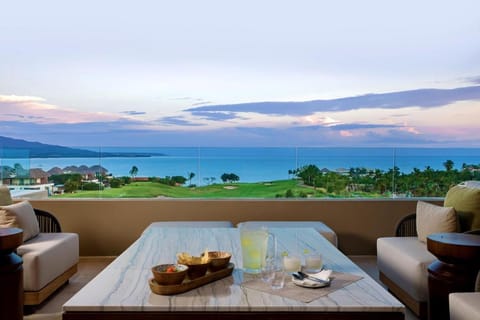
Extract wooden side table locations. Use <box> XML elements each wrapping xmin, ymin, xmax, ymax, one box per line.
<box><xmin>0</xmin><ymin>228</ymin><xmax>24</xmax><ymax>320</ymax></box>
<box><xmin>427</xmin><ymin>232</ymin><xmax>480</xmax><ymax>320</ymax></box>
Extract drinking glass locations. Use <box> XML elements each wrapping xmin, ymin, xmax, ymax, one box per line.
<box><xmin>261</xmin><ymin>260</ymin><xmax>275</xmax><ymax>283</ymax></box>
<box><xmin>261</xmin><ymin>235</ymin><xmax>277</xmax><ymax>282</ymax></box>
<box><xmin>282</xmin><ymin>254</ymin><xmax>301</xmax><ymax>273</ymax></box>
<box><xmin>270</xmin><ymin>262</ymin><xmax>285</xmax><ymax>290</ymax></box>
<box><xmin>304</xmin><ymin>253</ymin><xmax>323</xmax><ymax>273</ymax></box>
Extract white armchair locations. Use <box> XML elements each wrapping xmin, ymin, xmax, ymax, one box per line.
<box><xmin>0</xmin><ymin>186</ymin><xmax>79</xmax><ymax>306</ymax></box>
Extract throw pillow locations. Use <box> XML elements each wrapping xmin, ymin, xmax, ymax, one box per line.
<box><xmin>0</xmin><ymin>185</ymin><xmax>13</xmax><ymax>205</ymax></box>
<box><xmin>416</xmin><ymin>201</ymin><xmax>457</xmax><ymax>243</ymax></box>
<box><xmin>444</xmin><ymin>185</ymin><xmax>480</xmax><ymax>232</ymax></box>
<box><xmin>0</xmin><ymin>200</ymin><xmax>40</xmax><ymax>242</ymax></box>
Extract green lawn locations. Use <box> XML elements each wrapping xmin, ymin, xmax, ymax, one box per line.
<box><xmin>54</xmin><ymin>179</ymin><xmax>322</xmax><ymax>198</ymax></box>
<box><xmin>53</xmin><ymin>179</ymin><xmax>386</xmax><ymax>199</ymax></box>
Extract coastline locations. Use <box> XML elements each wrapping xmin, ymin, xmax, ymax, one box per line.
<box><xmin>2</xmin><ymin>147</ymin><xmax>479</xmax><ymax>186</ymax></box>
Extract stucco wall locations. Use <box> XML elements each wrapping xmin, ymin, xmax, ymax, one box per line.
<box><xmin>29</xmin><ymin>198</ymin><xmax>443</xmax><ymax>256</ymax></box>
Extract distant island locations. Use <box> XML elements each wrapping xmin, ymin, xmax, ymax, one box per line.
<box><xmin>0</xmin><ymin>136</ymin><xmax>165</xmax><ymax>158</ymax></box>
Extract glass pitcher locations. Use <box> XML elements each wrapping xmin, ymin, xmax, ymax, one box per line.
<box><xmin>239</xmin><ymin>223</ymin><xmax>276</xmax><ymax>274</ymax></box>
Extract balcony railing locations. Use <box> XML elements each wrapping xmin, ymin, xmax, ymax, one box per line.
<box><xmin>2</xmin><ymin>146</ymin><xmax>479</xmax><ymax>199</ymax></box>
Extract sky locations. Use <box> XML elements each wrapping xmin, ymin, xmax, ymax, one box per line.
<box><xmin>1</xmin><ymin>0</ymin><xmax>480</xmax><ymax>147</ymax></box>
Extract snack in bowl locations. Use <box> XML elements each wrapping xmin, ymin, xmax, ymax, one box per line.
<box><xmin>203</xmin><ymin>251</ymin><xmax>232</xmax><ymax>271</ymax></box>
<box><xmin>177</xmin><ymin>251</ymin><xmax>210</xmax><ymax>279</ymax></box>
<box><xmin>151</xmin><ymin>264</ymin><xmax>188</xmax><ymax>285</ymax></box>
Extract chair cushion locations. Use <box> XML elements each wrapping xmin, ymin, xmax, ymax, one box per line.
<box><xmin>144</xmin><ymin>221</ymin><xmax>234</xmax><ymax>234</ymax></box>
<box><xmin>0</xmin><ymin>185</ymin><xmax>13</xmax><ymax>205</ymax></box>
<box><xmin>416</xmin><ymin>201</ymin><xmax>457</xmax><ymax>242</ymax></box>
<box><xmin>146</xmin><ymin>221</ymin><xmax>234</xmax><ymax>228</ymax></box>
<box><xmin>236</xmin><ymin>221</ymin><xmax>338</xmax><ymax>247</ymax></box>
<box><xmin>449</xmin><ymin>292</ymin><xmax>480</xmax><ymax>320</ymax></box>
<box><xmin>17</xmin><ymin>232</ymin><xmax>79</xmax><ymax>291</ymax></box>
<box><xmin>0</xmin><ymin>200</ymin><xmax>40</xmax><ymax>242</ymax></box>
<box><xmin>445</xmin><ymin>185</ymin><xmax>480</xmax><ymax>231</ymax></box>
<box><xmin>377</xmin><ymin>237</ymin><xmax>436</xmax><ymax>301</ymax></box>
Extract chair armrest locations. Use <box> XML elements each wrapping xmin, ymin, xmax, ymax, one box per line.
<box><xmin>34</xmin><ymin>208</ymin><xmax>62</xmax><ymax>232</ymax></box>
<box><xmin>395</xmin><ymin>213</ymin><xmax>417</xmax><ymax>237</ymax></box>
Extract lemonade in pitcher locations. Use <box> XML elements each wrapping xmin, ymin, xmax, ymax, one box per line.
<box><xmin>240</xmin><ymin>225</ymin><xmax>274</xmax><ymax>274</ymax></box>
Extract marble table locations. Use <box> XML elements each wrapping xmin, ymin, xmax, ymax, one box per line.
<box><xmin>62</xmin><ymin>227</ymin><xmax>404</xmax><ymax>319</ymax></box>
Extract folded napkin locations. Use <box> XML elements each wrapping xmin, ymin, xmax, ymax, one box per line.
<box><xmin>295</xmin><ymin>269</ymin><xmax>332</xmax><ymax>287</ymax></box>
<box><xmin>311</xmin><ymin>269</ymin><xmax>332</xmax><ymax>281</ymax></box>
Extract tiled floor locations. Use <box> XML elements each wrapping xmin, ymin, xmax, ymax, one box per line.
<box><xmin>25</xmin><ymin>255</ymin><xmax>418</xmax><ymax>320</ymax></box>
<box><xmin>24</xmin><ymin>257</ymin><xmax>114</xmax><ymax>320</ymax></box>
<box><xmin>350</xmin><ymin>255</ymin><xmax>419</xmax><ymax>320</ymax></box>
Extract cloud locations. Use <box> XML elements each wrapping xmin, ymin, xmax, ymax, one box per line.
<box><xmin>190</xmin><ymin>101</ymin><xmax>213</xmax><ymax>106</ymax></box>
<box><xmin>170</xmin><ymin>97</ymin><xmax>194</xmax><ymax>101</ymax></box>
<box><xmin>158</xmin><ymin>116</ymin><xmax>204</xmax><ymax>126</ymax></box>
<box><xmin>120</xmin><ymin>110</ymin><xmax>146</xmax><ymax>116</ymax></box>
<box><xmin>3</xmin><ymin>113</ymin><xmax>46</xmax><ymax>120</ymax></box>
<box><xmin>1</xmin><ymin>87</ymin><xmax>479</xmax><ymax>148</ymax></box>
<box><xmin>190</xmin><ymin>111</ymin><xmax>239</xmax><ymax>121</ymax></box>
<box><xmin>2</xmin><ymin>117</ymin><xmax>479</xmax><ymax>148</ymax></box>
<box><xmin>0</xmin><ymin>95</ymin><xmax>46</xmax><ymax>103</ymax></box>
<box><xmin>464</xmin><ymin>76</ymin><xmax>480</xmax><ymax>84</ymax></box>
<box><xmin>328</xmin><ymin>123</ymin><xmax>400</xmax><ymax>130</ymax></box>
<box><xmin>169</xmin><ymin>97</ymin><xmax>212</xmax><ymax>105</ymax></box>
<box><xmin>340</xmin><ymin>130</ymin><xmax>354</xmax><ymax>137</ymax></box>
<box><xmin>0</xmin><ymin>94</ymin><xmax>122</xmax><ymax>124</ymax></box>
<box><xmin>185</xmin><ymin>86</ymin><xmax>480</xmax><ymax>116</ymax></box>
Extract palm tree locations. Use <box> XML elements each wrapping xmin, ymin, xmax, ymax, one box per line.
<box><xmin>188</xmin><ymin>172</ymin><xmax>195</xmax><ymax>186</ymax></box>
<box><xmin>443</xmin><ymin>160</ymin><xmax>454</xmax><ymax>171</ymax></box>
<box><xmin>129</xmin><ymin>166</ymin><xmax>139</xmax><ymax>179</ymax></box>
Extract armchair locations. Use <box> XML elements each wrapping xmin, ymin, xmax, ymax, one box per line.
<box><xmin>395</xmin><ymin>213</ymin><xmax>417</xmax><ymax>237</ymax></box>
<box><xmin>377</xmin><ymin>182</ymin><xmax>480</xmax><ymax>319</ymax></box>
<box><xmin>0</xmin><ymin>186</ymin><xmax>79</xmax><ymax>306</ymax></box>
<box><xmin>33</xmin><ymin>208</ymin><xmax>61</xmax><ymax>233</ymax></box>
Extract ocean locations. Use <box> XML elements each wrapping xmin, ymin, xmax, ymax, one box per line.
<box><xmin>4</xmin><ymin>147</ymin><xmax>480</xmax><ymax>186</ymax></box>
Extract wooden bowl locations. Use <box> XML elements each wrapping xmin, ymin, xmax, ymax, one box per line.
<box><xmin>205</xmin><ymin>251</ymin><xmax>232</xmax><ymax>271</ymax></box>
<box><xmin>183</xmin><ymin>261</ymin><xmax>209</xmax><ymax>279</ymax></box>
<box><xmin>151</xmin><ymin>264</ymin><xmax>188</xmax><ymax>285</ymax></box>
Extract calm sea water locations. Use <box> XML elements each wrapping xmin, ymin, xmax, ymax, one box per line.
<box><xmin>4</xmin><ymin>147</ymin><xmax>480</xmax><ymax>186</ymax></box>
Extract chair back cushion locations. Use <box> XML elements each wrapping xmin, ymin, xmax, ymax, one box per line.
<box><xmin>0</xmin><ymin>200</ymin><xmax>40</xmax><ymax>242</ymax></box>
<box><xmin>0</xmin><ymin>185</ymin><xmax>13</xmax><ymax>205</ymax></box>
<box><xmin>416</xmin><ymin>201</ymin><xmax>457</xmax><ymax>242</ymax></box>
<box><xmin>444</xmin><ymin>185</ymin><xmax>480</xmax><ymax>232</ymax></box>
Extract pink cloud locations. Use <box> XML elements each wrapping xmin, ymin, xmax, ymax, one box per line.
<box><xmin>402</xmin><ymin>126</ymin><xmax>421</xmax><ymax>135</ymax></box>
<box><xmin>0</xmin><ymin>94</ymin><xmax>122</xmax><ymax>124</ymax></box>
<box><xmin>0</xmin><ymin>95</ymin><xmax>46</xmax><ymax>103</ymax></box>
<box><xmin>340</xmin><ymin>130</ymin><xmax>354</xmax><ymax>137</ymax></box>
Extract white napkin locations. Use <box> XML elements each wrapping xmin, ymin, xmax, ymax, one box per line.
<box><xmin>293</xmin><ymin>269</ymin><xmax>332</xmax><ymax>287</ymax></box>
<box><xmin>311</xmin><ymin>269</ymin><xmax>332</xmax><ymax>281</ymax></box>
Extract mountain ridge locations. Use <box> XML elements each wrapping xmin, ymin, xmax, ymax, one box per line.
<box><xmin>0</xmin><ymin>136</ymin><xmax>163</xmax><ymax>158</ymax></box>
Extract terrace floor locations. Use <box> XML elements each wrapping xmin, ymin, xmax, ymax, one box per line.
<box><xmin>24</xmin><ymin>255</ymin><xmax>419</xmax><ymax>320</ymax></box>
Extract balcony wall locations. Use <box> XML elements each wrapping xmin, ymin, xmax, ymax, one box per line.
<box><xmin>29</xmin><ymin>198</ymin><xmax>442</xmax><ymax>256</ymax></box>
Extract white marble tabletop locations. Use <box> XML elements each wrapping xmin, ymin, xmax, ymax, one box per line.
<box><xmin>63</xmin><ymin>226</ymin><xmax>404</xmax><ymax>315</ymax></box>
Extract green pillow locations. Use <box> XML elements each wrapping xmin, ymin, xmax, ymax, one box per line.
<box><xmin>444</xmin><ymin>185</ymin><xmax>480</xmax><ymax>231</ymax></box>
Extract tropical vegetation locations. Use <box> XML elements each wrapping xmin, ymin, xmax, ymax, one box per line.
<box><xmin>50</xmin><ymin>159</ymin><xmax>480</xmax><ymax>198</ymax></box>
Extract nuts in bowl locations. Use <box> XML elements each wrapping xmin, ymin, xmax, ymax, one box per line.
<box><xmin>177</xmin><ymin>252</ymin><xmax>210</xmax><ymax>279</ymax></box>
<box><xmin>204</xmin><ymin>251</ymin><xmax>232</xmax><ymax>271</ymax></box>
<box><xmin>151</xmin><ymin>264</ymin><xmax>188</xmax><ymax>285</ymax></box>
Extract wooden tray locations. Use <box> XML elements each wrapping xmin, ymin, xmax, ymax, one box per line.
<box><xmin>149</xmin><ymin>263</ymin><xmax>234</xmax><ymax>295</ymax></box>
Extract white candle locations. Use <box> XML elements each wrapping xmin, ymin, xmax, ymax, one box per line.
<box><xmin>283</xmin><ymin>255</ymin><xmax>301</xmax><ymax>272</ymax></box>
